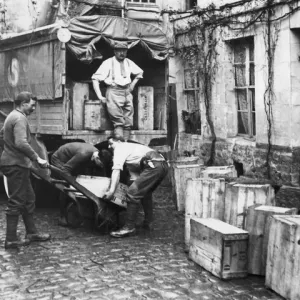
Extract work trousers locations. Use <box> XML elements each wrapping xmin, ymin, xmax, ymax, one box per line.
<box><xmin>1</xmin><ymin>165</ymin><xmax>35</xmax><ymax>215</ymax></box>
<box><xmin>50</xmin><ymin>156</ymin><xmax>71</xmax><ymax>216</ymax></box>
<box><xmin>106</xmin><ymin>85</ymin><xmax>133</xmax><ymax>129</ymax></box>
<box><xmin>126</xmin><ymin>153</ymin><xmax>169</xmax><ymax>204</ymax></box>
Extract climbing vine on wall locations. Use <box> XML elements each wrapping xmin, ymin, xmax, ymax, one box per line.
<box><xmin>173</xmin><ymin>0</ymin><xmax>300</xmax><ymax>172</ymax></box>
<box><xmin>177</xmin><ymin>14</ymin><xmax>219</xmax><ymax>165</ymax></box>
<box><xmin>263</xmin><ymin>1</ymin><xmax>279</xmax><ymax>178</ymax></box>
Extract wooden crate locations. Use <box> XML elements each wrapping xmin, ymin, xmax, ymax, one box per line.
<box><xmin>224</xmin><ymin>183</ymin><xmax>275</xmax><ymax>229</ymax></box>
<box><xmin>84</xmin><ymin>100</ymin><xmax>113</xmax><ymax>130</ymax></box>
<box><xmin>172</xmin><ymin>163</ymin><xmax>203</xmax><ymax>211</ymax></box>
<box><xmin>189</xmin><ymin>218</ymin><xmax>248</xmax><ymax>279</ymax></box>
<box><xmin>266</xmin><ymin>215</ymin><xmax>300</xmax><ymax>300</ymax></box>
<box><xmin>72</xmin><ymin>82</ymin><xmax>89</xmax><ymax>130</ymax></box>
<box><xmin>200</xmin><ymin>165</ymin><xmax>237</xmax><ymax>178</ymax></box>
<box><xmin>246</xmin><ymin>205</ymin><xmax>298</xmax><ymax>275</ymax></box>
<box><xmin>185</xmin><ymin>178</ymin><xmax>226</xmax><ymax>249</ymax></box>
<box><xmin>76</xmin><ymin>175</ymin><xmax>127</xmax><ymax>208</ymax></box>
<box><xmin>137</xmin><ymin>86</ymin><xmax>154</xmax><ymax>130</ymax></box>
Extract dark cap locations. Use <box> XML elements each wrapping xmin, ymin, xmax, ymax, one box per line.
<box><xmin>114</xmin><ymin>41</ymin><xmax>128</xmax><ymax>50</ymax></box>
<box><xmin>15</xmin><ymin>91</ymin><xmax>36</xmax><ymax>105</ymax></box>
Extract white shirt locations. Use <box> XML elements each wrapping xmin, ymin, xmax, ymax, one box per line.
<box><xmin>112</xmin><ymin>142</ymin><xmax>153</xmax><ymax>179</ymax></box>
<box><xmin>92</xmin><ymin>57</ymin><xmax>143</xmax><ymax>87</ymax></box>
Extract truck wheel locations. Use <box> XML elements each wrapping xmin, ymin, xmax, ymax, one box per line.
<box><xmin>66</xmin><ymin>201</ymin><xmax>84</xmax><ymax>228</ymax></box>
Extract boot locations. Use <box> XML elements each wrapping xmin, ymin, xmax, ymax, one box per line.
<box><xmin>22</xmin><ymin>213</ymin><xmax>51</xmax><ymax>242</ymax></box>
<box><xmin>113</xmin><ymin>126</ymin><xmax>124</xmax><ymax>138</ymax></box>
<box><xmin>5</xmin><ymin>214</ymin><xmax>30</xmax><ymax>249</ymax></box>
<box><xmin>110</xmin><ymin>202</ymin><xmax>139</xmax><ymax>238</ymax></box>
<box><xmin>123</xmin><ymin>129</ymin><xmax>131</xmax><ymax>142</ymax></box>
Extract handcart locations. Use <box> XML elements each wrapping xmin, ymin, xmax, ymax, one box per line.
<box><xmin>30</xmin><ymin>165</ymin><xmax>127</xmax><ymax>230</ymax></box>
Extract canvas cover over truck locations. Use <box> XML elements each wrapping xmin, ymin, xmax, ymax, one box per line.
<box><xmin>0</xmin><ymin>15</ymin><xmax>169</xmax><ymax>141</ymax></box>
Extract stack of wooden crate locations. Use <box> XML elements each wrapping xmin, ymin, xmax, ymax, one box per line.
<box><xmin>183</xmin><ymin>165</ymin><xmax>299</xmax><ymax>290</ymax></box>
<box><xmin>246</xmin><ymin>205</ymin><xmax>297</xmax><ymax>276</ymax></box>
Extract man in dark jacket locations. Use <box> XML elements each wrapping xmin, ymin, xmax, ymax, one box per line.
<box><xmin>51</xmin><ymin>142</ymin><xmax>106</xmax><ymax>226</ymax></box>
<box><xmin>0</xmin><ymin>91</ymin><xmax>51</xmax><ymax>249</ymax></box>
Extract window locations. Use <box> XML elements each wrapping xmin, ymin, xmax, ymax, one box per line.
<box><xmin>186</xmin><ymin>0</ymin><xmax>197</xmax><ymax>10</ymax></box>
<box><xmin>126</xmin><ymin>0</ymin><xmax>156</xmax><ymax>3</ymax></box>
<box><xmin>233</xmin><ymin>37</ymin><xmax>255</xmax><ymax>137</ymax></box>
<box><xmin>182</xmin><ymin>68</ymin><xmax>201</xmax><ymax>134</ymax></box>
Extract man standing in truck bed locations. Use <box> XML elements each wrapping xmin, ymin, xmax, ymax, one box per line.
<box><xmin>92</xmin><ymin>41</ymin><xmax>143</xmax><ymax>141</ymax></box>
<box><xmin>0</xmin><ymin>91</ymin><xmax>51</xmax><ymax>249</ymax></box>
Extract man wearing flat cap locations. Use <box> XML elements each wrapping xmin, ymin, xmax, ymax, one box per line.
<box><xmin>0</xmin><ymin>91</ymin><xmax>51</xmax><ymax>249</ymax></box>
<box><xmin>92</xmin><ymin>41</ymin><xmax>143</xmax><ymax>141</ymax></box>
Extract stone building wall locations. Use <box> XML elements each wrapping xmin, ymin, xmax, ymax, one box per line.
<box><xmin>171</xmin><ymin>2</ymin><xmax>300</xmax><ymax>187</ymax></box>
<box><xmin>178</xmin><ymin>132</ymin><xmax>300</xmax><ymax>186</ymax></box>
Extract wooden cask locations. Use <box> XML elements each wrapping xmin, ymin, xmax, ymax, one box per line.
<box><xmin>200</xmin><ymin>165</ymin><xmax>237</xmax><ymax>178</ymax></box>
<box><xmin>189</xmin><ymin>218</ymin><xmax>248</xmax><ymax>279</ymax></box>
<box><xmin>224</xmin><ymin>183</ymin><xmax>275</xmax><ymax>229</ymax></box>
<box><xmin>173</xmin><ymin>163</ymin><xmax>203</xmax><ymax>211</ymax></box>
<box><xmin>266</xmin><ymin>215</ymin><xmax>300</xmax><ymax>300</ymax></box>
<box><xmin>246</xmin><ymin>205</ymin><xmax>298</xmax><ymax>275</ymax></box>
<box><xmin>185</xmin><ymin>178</ymin><xmax>226</xmax><ymax>249</ymax></box>
<box><xmin>138</xmin><ymin>86</ymin><xmax>154</xmax><ymax>130</ymax></box>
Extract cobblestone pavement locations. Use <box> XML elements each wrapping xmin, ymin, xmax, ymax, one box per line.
<box><xmin>0</xmin><ymin>181</ymin><xmax>288</xmax><ymax>300</ymax></box>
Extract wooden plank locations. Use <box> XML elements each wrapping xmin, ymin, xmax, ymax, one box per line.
<box><xmin>174</xmin><ymin>164</ymin><xmax>203</xmax><ymax>211</ymax></box>
<box><xmin>84</xmin><ymin>100</ymin><xmax>101</xmax><ymax>130</ymax></box>
<box><xmin>224</xmin><ymin>183</ymin><xmax>276</xmax><ymax>229</ymax></box>
<box><xmin>138</xmin><ymin>86</ymin><xmax>154</xmax><ymax>130</ymax></box>
<box><xmin>201</xmin><ymin>165</ymin><xmax>237</xmax><ymax>178</ymax></box>
<box><xmin>266</xmin><ymin>215</ymin><xmax>300</xmax><ymax>300</ymax></box>
<box><xmin>84</xmin><ymin>100</ymin><xmax>113</xmax><ymax>130</ymax></box>
<box><xmin>185</xmin><ymin>178</ymin><xmax>202</xmax><ymax>249</ymax></box>
<box><xmin>76</xmin><ymin>175</ymin><xmax>128</xmax><ymax>208</ymax></box>
<box><xmin>72</xmin><ymin>83</ymin><xmax>89</xmax><ymax>130</ymax></box>
<box><xmin>41</xmin><ymin>104</ymin><xmax>63</xmax><ymax>111</ymax></box>
<box><xmin>39</xmin><ymin>125</ymin><xmax>64</xmax><ymax>134</ymax></box>
<box><xmin>189</xmin><ymin>217</ymin><xmax>248</xmax><ymax>279</ymax></box>
<box><xmin>167</xmin><ymin>83</ymin><xmax>178</xmax><ymax>149</ymax></box>
<box><xmin>215</xmin><ymin>179</ymin><xmax>226</xmax><ymax>221</ymax></box>
<box><xmin>246</xmin><ymin>205</ymin><xmax>297</xmax><ymax>275</ymax></box>
<box><xmin>154</xmin><ymin>88</ymin><xmax>166</xmax><ymax>130</ymax></box>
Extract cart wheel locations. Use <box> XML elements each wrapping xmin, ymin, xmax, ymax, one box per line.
<box><xmin>94</xmin><ymin>206</ymin><xmax>118</xmax><ymax>231</ymax></box>
<box><xmin>66</xmin><ymin>202</ymin><xmax>84</xmax><ymax>228</ymax></box>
